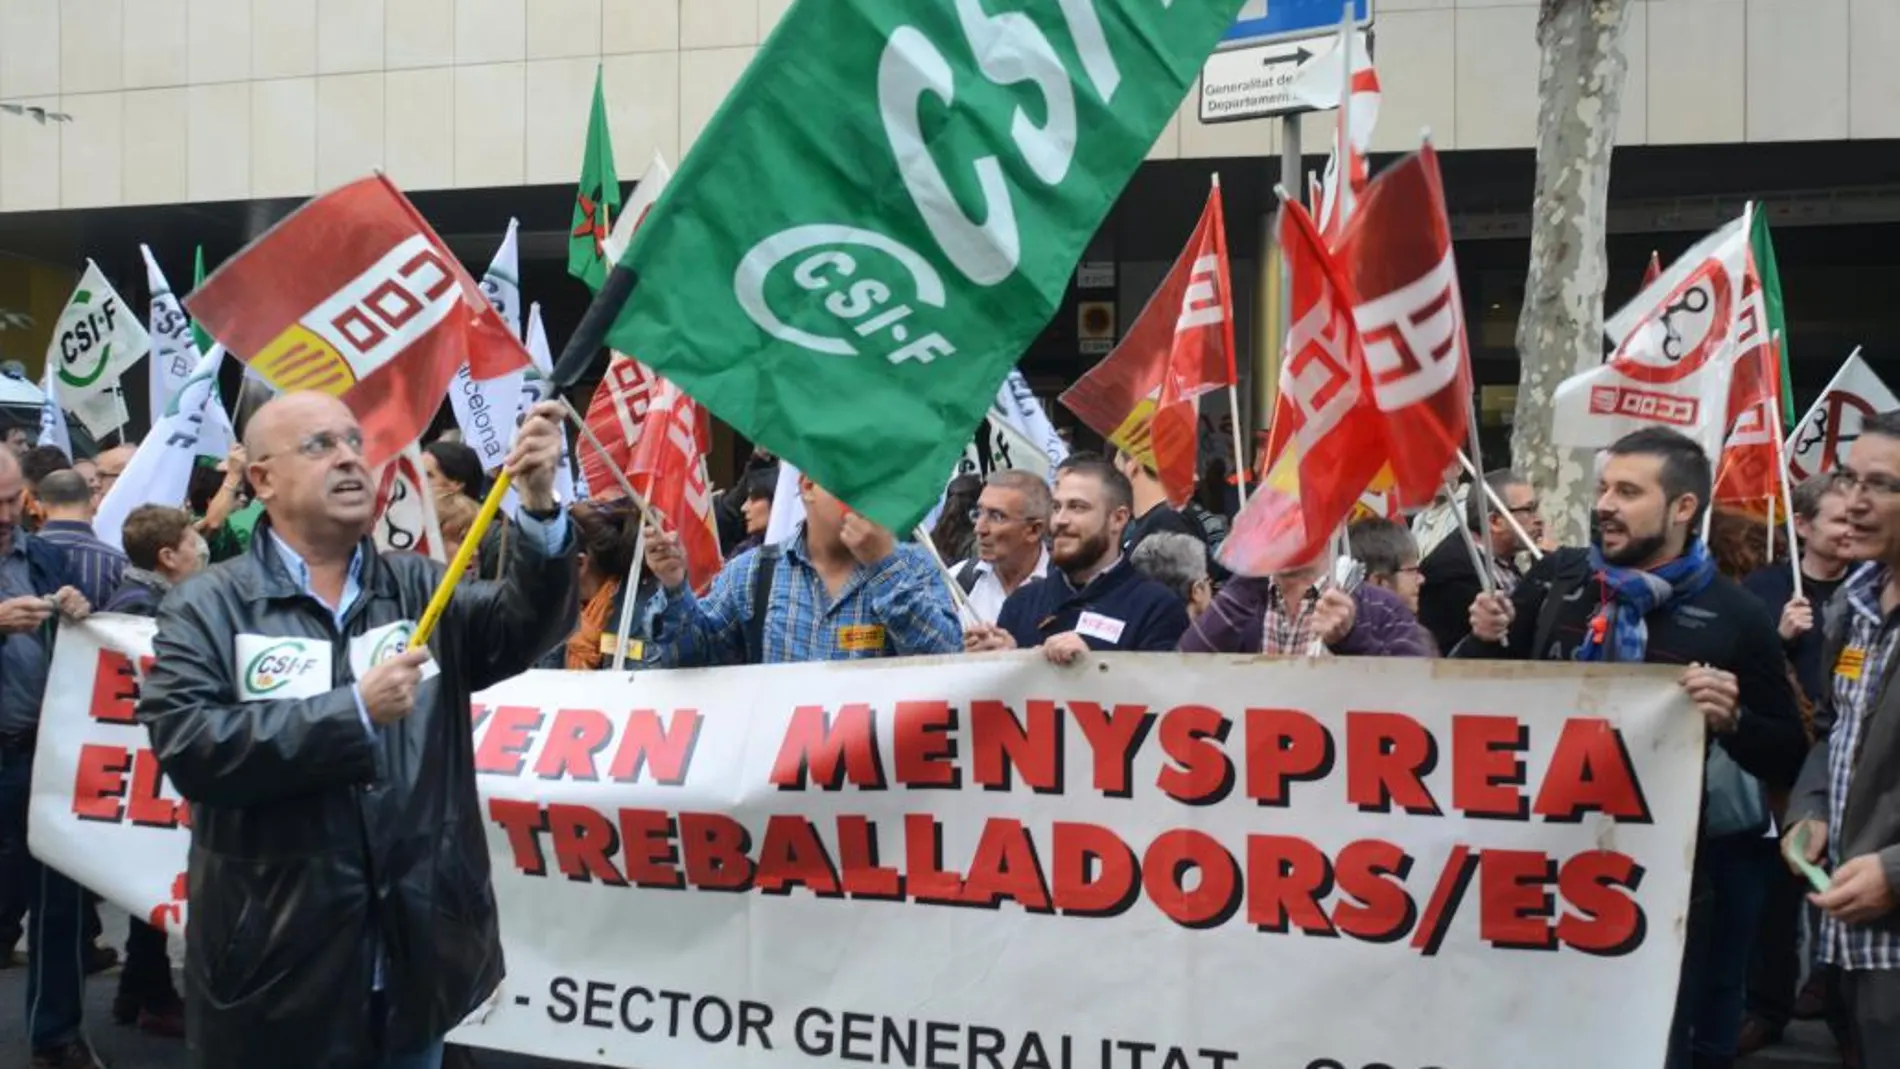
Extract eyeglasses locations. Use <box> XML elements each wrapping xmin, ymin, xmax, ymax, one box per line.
<box><xmin>1832</xmin><ymin>468</ymin><xmax>1900</xmax><ymax>499</ymax></box>
<box><xmin>256</xmin><ymin>428</ymin><xmax>365</xmax><ymax>464</ymax></box>
<box><xmin>969</xmin><ymin>507</ymin><xmax>1024</xmax><ymax>525</ymax></box>
<box><xmin>1507</xmin><ymin>502</ymin><xmax>1541</xmax><ymax>516</ymax></box>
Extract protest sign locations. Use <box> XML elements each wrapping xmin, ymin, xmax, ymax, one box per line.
<box><xmin>34</xmin><ymin>618</ymin><xmax>1700</xmax><ymax>1069</ymax></box>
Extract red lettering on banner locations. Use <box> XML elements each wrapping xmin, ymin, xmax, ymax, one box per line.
<box><xmin>1244</xmin><ymin>708</ymin><xmax>1334</xmax><ymax>806</ymax></box>
<box><xmin>89</xmin><ymin>650</ymin><xmax>151</xmax><ymax>724</ymax></box>
<box><xmin>547</xmin><ymin>802</ymin><xmax>628</xmax><ymax>885</ymax></box>
<box><xmin>473</xmin><ymin>705</ymin><xmax>544</xmax><ymax>776</ymax></box>
<box><xmin>126</xmin><ymin>750</ymin><xmax>185</xmax><ymax>829</ymax></box>
<box><xmin>962</xmin><ymin>818</ymin><xmax>1052</xmax><ymax>911</ymax></box>
<box><xmin>893</xmin><ymin>701</ymin><xmax>959</xmax><ymax>788</ymax></box>
<box><xmin>73</xmin><ymin>744</ymin><xmax>131</xmax><ymax>822</ymax></box>
<box><xmin>620</xmin><ymin>808</ymin><xmax>686</xmax><ymax>888</ymax></box>
<box><xmin>903</xmin><ymin>813</ymin><xmax>964</xmax><ymax>904</ymax></box>
<box><xmin>677</xmin><ymin>811</ymin><xmax>753</xmax><ymax>890</ymax></box>
<box><xmin>835</xmin><ymin>815</ymin><xmax>904</xmax><ymax>899</ymax></box>
<box><xmin>968</xmin><ymin>700</ymin><xmax>1062</xmax><ymax>793</ymax></box>
<box><xmin>1479</xmin><ymin>849</ymin><xmax>1559</xmax><ymax>950</ymax></box>
<box><xmin>487</xmin><ymin>797</ymin><xmax>550</xmax><ymax>877</ymax></box>
<box><xmin>1155</xmin><ymin>704</ymin><xmax>1234</xmax><ymax>806</ymax></box>
<box><xmin>1451</xmin><ymin>715</ymin><xmax>1530</xmax><ymax>820</ymax></box>
<box><xmin>1345</xmin><ymin>711</ymin><xmax>1441</xmax><ymax>816</ymax></box>
<box><xmin>1245</xmin><ymin>835</ymin><xmax>1337</xmax><ymax>936</ymax></box>
<box><xmin>771</xmin><ymin>704</ymin><xmax>885</xmax><ymax>789</ymax></box>
<box><xmin>1331</xmin><ymin>839</ymin><xmax>1417</xmax><ymax>942</ymax></box>
<box><xmin>1144</xmin><ymin>829</ymin><xmax>1241</xmax><ymax>928</ymax></box>
<box><xmin>1557</xmin><ymin>851</ymin><xmax>1646</xmax><ymax>956</ymax></box>
<box><xmin>470</xmin><ymin>702</ymin><xmax>491</xmax><ymax>731</ymax></box>
<box><xmin>756</xmin><ymin>815</ymin><xmax>843</xmax><ymax>896</ymax></box>
<box><xmin>1068</xmin><ymin>701</ymin><xmax>1155</xmax><ymax>797</ymax></box>
<box><xmin>1049</xmin><ymin>822</ymin><xmax>1139</xmax><ymax>917</ymax></box>
<box><xmin>606</xmin><ymin>709</ymin><xmax>702</xmax><ymax>786</ymax></box>
<box><xmin>1533</xmin><ymin>719</ymin><xmax>1651</xmax><ymax>823</ymax></box>
<box><xmin>534</xmin><ymin>709</ymin><xmax>613</xmax><ymax>781</ymax></box>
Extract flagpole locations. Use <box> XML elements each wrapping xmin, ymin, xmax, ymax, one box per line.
<box><xmin>412</xmin><ymin>471</ymin><xmax>512</xmax><ymax>647</ymax></box>
<box><xmin>1456</xmin><ymin>449</ymin><xmax>1543</xmax><ymax>562</ymax></box>
<box><xmin>1766</xmin><ymin>331</ymin><xmax>1803</xmax><ymax>601</ymax></box>
<box><xmin>912</xmin><ymin>523</ymin><xmax>984</xmax><ymax>625</ymax></box>
<box><xmin>611</xmin><ymin>520</ymin><xmax>646</xmax><ymax>672</ymax></box>
<box><xmin>1211</xmin><ymin>171</ymin><xmax>1249</xmax><ymax>507</ymax></box>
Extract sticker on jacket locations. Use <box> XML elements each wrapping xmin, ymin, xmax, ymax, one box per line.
<box><xmin>836</xmin><ymin>624</ymin><xmax>886</xmax><ymax>652</ymax></box>
<box><xmin>348</xmin><ymin>620</ymin><xmax>441</xmax><ymax>683</ymax></box>
<box><xmin>1837</xmin><ymin>645</ymin><xmax>1867</xmax><ymax>682</ymax></box>
<box><xmin>235</xmin><ymin>635</ymin><xmax>333</xmax><ymax>702</ymax></box>
<box><xmin>1076</xmin><ymin>611</ymin><xmax>1127</xmax><ymax>645</ymax></box>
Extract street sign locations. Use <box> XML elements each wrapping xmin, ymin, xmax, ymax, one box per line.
<box><xmin>1220</xmin><ymin>0</ymin><xmax>1372</xmax><ymax>50</ymax></box>
<box><xmin>1200</xmin><ymin>30</ymin><xmax>1367</xmax><ymax>124</ymax></box>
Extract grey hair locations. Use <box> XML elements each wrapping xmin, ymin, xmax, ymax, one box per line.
<box><xmin>1347</xmin><ymin>517</ymin><xmax>1418</xmax><ymax>578</ymax></box>
<box><xmin>986</xmin><ymin>468</ymin><xmax>1053</xmax><ymax>524</ymax></box>
<box><xmin>1130</xmin><ymin>532</ymin><xmax>1207</xmax><ymax>604</ymax></box>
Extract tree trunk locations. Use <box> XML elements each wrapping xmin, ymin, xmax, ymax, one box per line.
<box><xmin>1509</xmin><ymin>0</ymin><xmax>1635</xmax><ymax>544</ymax></box>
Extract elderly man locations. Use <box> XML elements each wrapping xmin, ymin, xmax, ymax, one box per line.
<box><xmin>0</xmin><ymin>451</ymin><xmax>95</xmax><ymax>1069</ymax></box>
<box><xmin>138</xmin><ymin>394</ymin><xmax>577</xmax><ymax>1069</ymax></box>
<box><xmin>951</xmin><ymin>469</ymin><xmax>1051</xmax><ymax>626</ymax></box>
<box><xmin>90</xmin><ymin>444</ymin><xmax>134</xmax><ymax>510</ymax></box>
<box><xmin>1417</xmin><ymin>467</ymin><xmax>1545</xmax><ymax>654</ymax></box>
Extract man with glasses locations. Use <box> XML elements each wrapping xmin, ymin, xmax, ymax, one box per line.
<box><xmin>953</xmin><ymin>470</ymin><xmax>1052</xmax><ymax>628</ymax></box>
<box><xmin>137</xmin><ymin>392</ymin><xmax>577</xmax><ymax>1069</ymax></box>
<box><xmin>1785</xmin><ymin>411</ymin><xmax>1900</xmax><ymax>1069</ymax></box>
<box><xmin>89</xmin><ymin>444</ymin><xmax>134</xmax><ymax>511</ymax></box>
<box><xmin>1417</xmin><ymin>467</ymin><xmax>1546</xmax><ymax>654</ymax></box>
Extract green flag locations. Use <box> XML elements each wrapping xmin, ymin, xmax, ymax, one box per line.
<box><xmin>189</xmin><ymin>245</ymin><xmax>215</xmax><ymax>356</ymax></box>
<box><xmin>604</xmin><ymin>1</ymin><xmax>1245</xmax><ymax>530</ymax></box>
<box><xmin>568</xmin><ymin>66</ymin><xmax>621</xmax><ymax>292</ymax></box>
<box><xmin>1748</xmin><ymin>208</ymin><xmax>1794</xmax><ymax>423</ymax></box>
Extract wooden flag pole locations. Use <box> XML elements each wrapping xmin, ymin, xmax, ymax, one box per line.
<box><xmin>412</xmin><ymin>471</ymin><xmax>512</xmax><ymax>647</ymax></box>
<box><xmin>912</xmin><ymin>523</ymin><xmax>984</xmax><ymax>624</ymax></box>
<box><xmin>611</xmin><ymin>520</ymin><xmax>647</xmax><ymax>672</ymax></box>
<box><xmin>1766</xmin><ymin>331</ymin><xmax>1803</xmax><ymax>601</ymax></box>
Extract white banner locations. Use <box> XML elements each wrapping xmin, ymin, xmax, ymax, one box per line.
<box><xmin>448</xmin><ymin>220</ymin><xmax>528</xmax><ymax>472</ymax></box>
<box><xmin>1785</xmin><ymin>348</ymin><xmax>1898</xmax><ymax>483</ymax></box>
<box><xmin>32</xmin><ymin>620</ymin><xmax>1702</xmax><ymax>1069</ymax></box>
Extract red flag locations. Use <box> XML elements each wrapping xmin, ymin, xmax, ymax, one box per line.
<box><xmin>579</xmin><ymin>352</ymin><xmax>659</xmax><ymax>496</ymax></box>
<box><xmin>1061</xmin><ymin>184</ymin><xmax>1235</xmax><ymax>507</ymax></box>
<box><xmin>1337</xmin><ymin>145</ymin><xmax>1472</xmax><ymax>510</ymax></box>
<box><xmin>1642</xmin><ymin>250</ymin><xmax>1662</xmax><ymax>289</ymax></box>
<box><xmin>1713</xmin><ymin>336</ymin><xmax>1785</xmax><ymax>517</ymax></box>
<box><xmin>629</xmin><ymin>377</ymin><xmax>722</xmax><ymax>594</ymax></box>
<box><xmin>185</xmin><ymin>176</ymin><xmax>528</xmax><ymax>469</ymax></box>
<box><xmin>1220</xmin><ymin>200</ymin><xmax>1385</xmax><ymax>577</ymax></box>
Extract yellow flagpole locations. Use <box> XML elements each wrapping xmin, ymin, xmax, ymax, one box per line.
<box><xmin>411</xmin><ymin>471</ymin><xmax>512</xmax><ymax>647</ymax></box>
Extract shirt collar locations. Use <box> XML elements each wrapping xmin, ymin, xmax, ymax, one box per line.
<box><xmin>975</xmin><ymin>546</ymin><xmax>1050</xmax><ymax>580</ymax></box>
<box><xmin>39</xmin><ymin>519</ymin><xmax>94</xmax><ymax>537</ymax></box>
<box><xmin>2</xmin><ymin>529</ymin><xmax>26</xmax><ymax>560</ymax></box>
<box><xmin>1845</xmin><ymin>561</ymin><xmax>1889</xmax><ymax>625</ymax></box>
<box><xmin>269</xmin><ymin>530</ymin><xmax>366</xmax><ymax>591</ymax></box>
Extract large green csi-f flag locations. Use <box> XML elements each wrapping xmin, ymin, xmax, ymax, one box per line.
<box><xmin>604</xmin><ymin>0</ymin><xmax>1247</xmax><ymax>530</ymax></box>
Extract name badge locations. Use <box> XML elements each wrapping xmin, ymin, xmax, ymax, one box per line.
<box><xmin>599</xmin><ymin>633</ymin><xmax>643</xmax><ymax>661</ymax></box>
<box><xmin>235</xmin><ymin>634</ymin><xmax>334</xmax><ymax>702</ymax></box>
<box><xmin>348</xmin><ymin>620</ymin><xmax>441</xmax><ymax>682</ymax></box>
<box><xmin>1076</xmin><ymin>611</ymin><xmax>1127</xmax><ymax>645</ymax></box>
<box><xmin>1837</xmin><ymin>645</ymin><xmax>1867</xmax><ymax>682</ymax></box>
<box><xmin>837</xmin><ymin>624</ymin><xmax>886</xmax><ymax>652</ymax></box>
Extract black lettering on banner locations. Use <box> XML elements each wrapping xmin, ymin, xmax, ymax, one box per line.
<box><xmin>795</xmin><ymin>1007</ymin><xmax>833</xmax><ymax>1056</ymax></box>
<box><xmin>618</xmin><ymin>986</ymin><xmax>653</xmax><ymax>1033</ymax></box>
<box><xmin>738</xmin><ymin>1000</ymin><xmax>775</xmax><ymax>1049</ymax></box>
<box><xmin>582</xmin><ymin>980</ymin><xmax>614</xmax><ymax>1029</ymax></box>
<box><xmin>547</xmin><ymin>976</ymin><xmax>579</xmax><ymax>1024</ymax></box>
<box><xmin>840</xmin><ymin>1010</ymin><xmax>876</xmax><ymax>1062</ymax></box>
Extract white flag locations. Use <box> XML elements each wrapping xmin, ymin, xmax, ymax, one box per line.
<box><xmin>988</xmin><ymin>370</ymin><xmax>1068</xmax><ymax>479</ymax></box>
<box><xmin>37</xmin><ymin>366</ymin><xmax>70</xmax><ymax>459</ymax></box>
<box><xmin>764</xmin><ymin>460</ymin><xmax>806</xmax><ymax>546</ymax></box>
<box><xmin>1785</xmin><ymin>349</ymin><xmax>1899</xmax><ymax>483</ymax></box>
<box><xmin>602</xmin><ymin>154</ymin><xmax>675</xmax><ymax>268</ymax></box>
<box><xmin>448</xmin><ymin>220</ymin><xmax>528</xmax><ymax>472</ymax></box>
<box><xmin>373</xmin><ymin>443</ymin><xmax>447</xmax><ymax>562</ymax></box>
<box><xmin>141</xmin><ymin>245</ymin><xmax>197</xmax><ymax>423</ymax></box>
<box><xmin>48</xmin><ymin>261</ymin><xmax>150</xmax><ymax>407</ymax></box>
<box><xmin>93</xmin><ymin>345</ymin><xmax>225</xmax><ymax>550</ymax></box>
<box><xmin>71</xmin><ymin>386</ymin><xmax>130</xmax><ymax>440</ymax></box>
<box><xmin>1552</xmin><ymin>215</ymin><xmax>1751</xmax><ymax>458</ymax></box>
<box><xmin>499</xmin><ymin>304</ymin><xmax>577</xmax><ymax>516</ymax></box>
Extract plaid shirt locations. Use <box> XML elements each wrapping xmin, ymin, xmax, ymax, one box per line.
<box><xmin>643</xmin><ymin>530</ymin><xmax>962</xmax><ymax>667</ymax></box>
<box><xmin>1821</xmin><ymin>562</ymin><xmax>1900</xmax><ymax>970</ymax></box>
<box><xmin>1260</xmin><ymin>581</ymin><xmax>1323</xmax><ymax>656</ymax></box>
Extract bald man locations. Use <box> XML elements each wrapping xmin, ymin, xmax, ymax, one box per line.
<box><xmin>0</xmin><ymin>451</ymin><xmax>96</xmax><ymax>1069</ymax></box>
<box><xmin>137</xmin><ymin>394</ymin><xmax>578</xmax><ymax>1069</ymax></box>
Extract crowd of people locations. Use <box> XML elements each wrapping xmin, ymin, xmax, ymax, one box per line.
<box><xmin>0</xmin><ymin>400</ymin><xmax>1893</xmax><ymax>1069</ymax></box>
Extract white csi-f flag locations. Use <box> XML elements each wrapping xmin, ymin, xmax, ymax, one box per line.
<box><xmin>447</xmin><ymin>220</ymin><xmax>528</xmax><ymax>473</ymax></box>
<box><xmin>141</xmin><ymin>246</ymin><xmax>233</xmax><ymax>457</ymax></box>
<box><xmin>1785</xmin><ymin>349</ymin><xmax>1899</xmax><ymax>483</ymax></box>
<box><xmin>1552</xmin><ymin>214</ymin><xmax>1752</xmax><ymax>459</ymax></box>
<box><xmin>93</xmin><ymin>344</ymin><xmax>225</xmax><ymax>550</ymax></box>
<box><xmin>37</xmin><ymin>366</ymin><xmax>71</xmax><ymax>459</ymax></box>
<box><xmin>49</xmin><ymin>261</ymin><xmax>149</xmax><ymax>436</ymax></box>
<box><xmin>499</xmin><ymin>303</ymin><xmax>578</xmax><ymax>516</ymax></box>
<box><xmin>987</xmin><ymin>370</ymin><xmax>1068</xmax><ymax>479</ymax></box>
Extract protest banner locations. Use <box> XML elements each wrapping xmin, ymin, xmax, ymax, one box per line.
<box><xmin>34</xmin><ymin>617</ymin><xmax>1700</xmax><ymax>1069</ymax></box>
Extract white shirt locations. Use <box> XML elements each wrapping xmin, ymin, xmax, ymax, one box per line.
<box><xmin>960</xmin><ymin>548</ymin><xmax>1051</xmax><ymax>627</ymax></box>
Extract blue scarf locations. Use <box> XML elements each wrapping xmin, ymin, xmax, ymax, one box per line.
<box><xmin>1574</xmin><ymin>540</ymin><xmax>1716</xmax><ymax>662</ymax></box>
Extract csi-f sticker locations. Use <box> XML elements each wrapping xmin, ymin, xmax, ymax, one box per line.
<box><xmin>348</xmin><ymin>620</ymin><xmax>441</xmax><ymax>683</ymax></box>
<box><xmin>235</xmin><ymin>634</ymin><xmax>332</xmax><ymax>702</ymax></box>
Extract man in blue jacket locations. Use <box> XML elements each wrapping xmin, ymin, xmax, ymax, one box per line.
<box><xmin>968</xmin><ymin>455</ymin><xmax>1188</xmax><ymax>662</ymax></box>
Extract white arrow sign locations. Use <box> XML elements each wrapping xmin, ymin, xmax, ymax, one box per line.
<box><xmin>1200</xmin><ymin>30</ymin><xmax>1368</xmax><ymax>124</ymax></box>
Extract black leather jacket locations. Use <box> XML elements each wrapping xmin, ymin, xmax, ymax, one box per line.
<box><xmin>137</xmin><ymin>519</ymin><xmax>575</xmax><ymax>1069</ymax></box>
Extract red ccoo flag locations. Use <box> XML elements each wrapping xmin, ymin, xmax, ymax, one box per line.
<box><xmin>579</xmin><ymin>352</ymin><xmax>659</xmax><ymax>496</ymax></box>
<box><xmin>1337</xmin><ymin>145</ymin><xmax>1472</xmax><ymax>510</ymax></box>
<box><xmin>629</xmin><ymin>377</ymin><xmax>722</xmax><ymax>594</ymax></box>
<box><xmin>1061</xmin><ymin>183</ymin><xmax>1235</xmax><ymax>508</ymax></box>
<box><xmin>1713</xmin><ymin>335</ymin><xmax>1786</xmax><ymax>518</ymax></box>
<box><xmin>185</xmin><ymin>176</ymin><xmax>529</xmax><ymax>468</ymax></box>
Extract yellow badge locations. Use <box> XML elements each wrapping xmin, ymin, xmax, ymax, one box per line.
<box><xmin>598</xmin><ymin>634</ymin><xmax>643</xmax><ymax>661</ymax></box>
<box><xmin>837</xmin><ymin>624</ymin><xmax>886</xmax><ymax>652</ymax></box>
<box><xmin>1837</xmin><ymin>645</ymin><xmax>1867</xmax><ymax>682</ymax></box>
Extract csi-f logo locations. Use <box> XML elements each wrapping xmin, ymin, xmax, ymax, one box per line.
<box><xmin>734</xmin><ymin>1</ymin><xmax>1129</xmax><ymax>364</ymax></box>
<box><xmin>368</xmin><ymin>624</ymin><xmax>414</xmax><ymax>667</ymax></box>
<box><xmin>245</xmin><ymin>640</ymin><xmax>321</xmax><ymax>695</ymax></box>
<box><xmin>57</xmin><ymin>288</ymin><xmax>126</xmax><ymax>389</ymax></box>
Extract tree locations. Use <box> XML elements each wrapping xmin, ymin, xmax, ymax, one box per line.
<box><xmin>1508</xmin><ymin>0</ymin><xmax>1636</xmax><ymax>543</ymax></box>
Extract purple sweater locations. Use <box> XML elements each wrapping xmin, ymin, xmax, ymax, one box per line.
<box><xmin>1178</xmin><ymin>577</ymin><xmax>1436</xmax><ymax>657</ymax></box>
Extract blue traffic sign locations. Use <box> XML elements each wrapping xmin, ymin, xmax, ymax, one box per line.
<box><xmin>1220</xmin><ymin>0</ymin><xmax>1373</xmax><ymax>49</ymax></box>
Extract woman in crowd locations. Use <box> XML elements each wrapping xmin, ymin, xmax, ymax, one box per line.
<box><xmin>1130</xmin><ymin>531</ymin><xmax>1213</xmax><ymax>621</ymax></box>
<box><xmin>425</xmin><ymin>438</ymin><xmax>511</xmax><ymax>580</ymax></box>
<box><xmin>544</xmin><ymin>502</ymin><xmax>643</xmax><ymax>670</ymax></box>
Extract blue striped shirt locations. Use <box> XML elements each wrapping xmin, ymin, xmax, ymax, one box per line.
<box><xmin>643</xmin><ymin>531</ymin><xmax>962</xmax><ymax>667</ymax></box>
<box><xmin>37</xmin><ymin>520</ymin><xmax>125</xmax><ymax>608</ymax></box>
<box><xmin>1821</xmin><ymin>562</ymin><xmax>1900</xmax><ymax>971</ymax></box>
